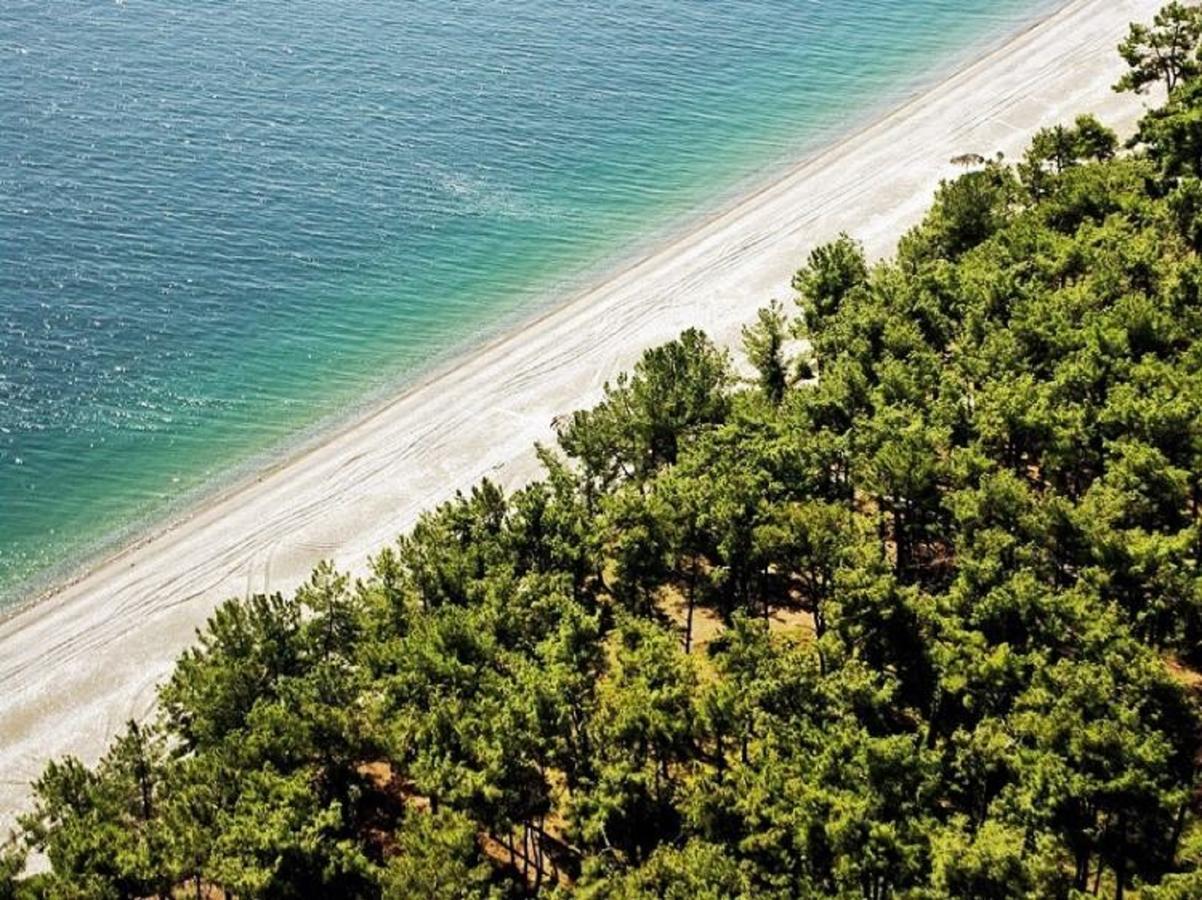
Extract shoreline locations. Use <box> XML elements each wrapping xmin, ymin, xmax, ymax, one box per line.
<box><xmin>0</xmin><ymin>0</ymin><xmax>1063</xmax><ymax>622</ymax></box>
<box><xmin>0</xmin><ymin>0</ymin><xmax>1162</xmax><ymax>820</ymax></box>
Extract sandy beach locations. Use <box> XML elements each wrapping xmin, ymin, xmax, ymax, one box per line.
<box><xmin>0</xmin><ymin>0</ymin><xmax>1164</xmax><ymax>823</ymax></box>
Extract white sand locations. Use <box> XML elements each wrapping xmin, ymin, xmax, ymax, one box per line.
<box><xmin>0</xmin><ymin>0</ymin><xmax>1165</xmax><ymax>823</ymax></box>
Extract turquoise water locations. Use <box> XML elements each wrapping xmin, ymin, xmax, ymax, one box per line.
<box><xmin>1</xmin><ymin>0</ymin><xmax>1057</xmax><ymax>606</ymax></box>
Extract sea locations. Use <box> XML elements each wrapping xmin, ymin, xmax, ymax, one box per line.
<box><xmin>1</xmin><ymin>0</ymin><xmax>1060</xmax><ymax>607</ymax></box>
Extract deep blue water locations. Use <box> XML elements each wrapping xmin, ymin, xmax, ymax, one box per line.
<box><xmin>1</xmin><ymin>0</ymin><xmax>1057</xmax><ymax>605</ymax></box>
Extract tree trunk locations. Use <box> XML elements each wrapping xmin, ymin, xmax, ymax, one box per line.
<box><xmin>522</xmin><ymin>824</ymin><xmax>530</xmax><ymax>886</ymax></box>
<box><xmin>685</xmin><ymin>554</ymin><xmax>697</xmax><ymax>654</ymax></box>
<box><xmin>1114</xmin><ymin>813</ymin><xmax>1126</xmax><ymax>900</ymax></box>
<box><xmin>1192</xmin><ymin>476</ymin><xmax>1201</xmax><ymax>568</ymax></box>
<box><xmin>1074</xmin><ymin>847</ymin><xmax>1091</xmax><ymax>893</ymax></box>
<box><xmin>535</xmin><ymin>817</ymin><xmax>546</xmax><ymax>892</ymax></box>
<box><xmin>504</xmin><ymin>832</ymin><xmax>516</xmax><ymax>872</ymax></box>
<box><xmin>1170</xmin><ymin>799</ymin><xmax>1189</xmax><ymax>863</ymax></box>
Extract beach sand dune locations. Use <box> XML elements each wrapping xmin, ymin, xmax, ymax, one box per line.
<box><xmin>0</xmin><ymin>0</ymin><xmax>1163</xmax><ymax>823</ymax></box>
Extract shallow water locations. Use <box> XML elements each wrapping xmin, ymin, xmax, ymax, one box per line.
<box><xmin>0</xmin><ymin>0</ymin><xmax>1058</xmax><ymax>605</ymax></box>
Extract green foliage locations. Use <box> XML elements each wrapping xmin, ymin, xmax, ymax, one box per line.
<box><xmin>559</xmin><ymin>328</ymin><xmax>730</xmax><ymax>494</ymax></box>
<box><xmin>898</xmin><ymin>161</ymin><xmax>1019</xmax><ymax>264</ymax></box>
<box><xmin>571</xmin><ymin>619</ymin><xmax>697</xmax><ymax>865</ymax></box>
<box><xmin>578</xmin><ymin>840</ymin><xmax>750</xmax><ymax>899</ymax></box>
<box><xmin>741</xmin><ymin>300</ymin><xmax>791</xmax><ymax>405</ymax></box>
<box><xmin>11</xmin><ymin>7</ymin><xmax>1202</xmax><ymax>897</ymax></box>
<box><xmin>382</xmin><ymin>808</ymin><xmax>491</xmax><ymax>900</ymax></box>
<box><xmin>0</xmin><ymin>846</ymin><xmax>24</xmax><ymax>900</ymax></box>
<box><xmin>792</xmin><ymin>232</ymin><xmax>868</xmax><ymax>336</ymax></box>
<box><xmin>1020</xmin><ymin>115</ymin><xmax>1119</xmax><ymax>199</ymax></box>
<box><xmin>1116</xmin><ymin>2</ymin><xmax>1202</xmax><ymax>95</ymax></box>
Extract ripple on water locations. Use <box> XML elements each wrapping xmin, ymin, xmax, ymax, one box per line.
<box><xmin>0</xmin><ymin>0</ymin><xmax>1061</xmax><ymax>604</ymax></box>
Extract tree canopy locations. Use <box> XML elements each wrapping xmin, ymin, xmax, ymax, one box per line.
<box><xmin>6</xmin><ymin>5</ymin><xmax>1202</xmax><ymax>898</ymax></box>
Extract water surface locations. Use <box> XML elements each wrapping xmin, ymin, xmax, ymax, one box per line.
<box><xmin>1</xmin><ymin>0</ymin><xmax>1058</xmax><ymax>605</ymax></box>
